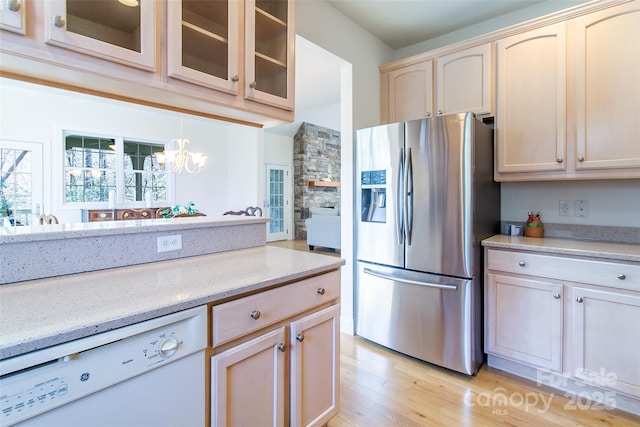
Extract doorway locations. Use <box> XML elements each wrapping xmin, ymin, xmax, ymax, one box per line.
<box><xmin>265</xmin><ymin>164</ymin><xmax>290</xmax><ymax>241</ymax></box>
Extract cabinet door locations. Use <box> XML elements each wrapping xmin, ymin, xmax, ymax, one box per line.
<box><xmin>245</xmin><ymin>0</ymin><xmax>295</xmax><ymax>110</ymax></box>
<box><xmin>574</xmin><ymin>1</ymin><xmax>640</xmax><ymax>171</ymax></box>
<box><xmin>211</xmin><ymin>327</ymin><xmax>286</xmax><ymax>427</ymax></box>
<box><xmin>44</xmin><ymin>0</ymin><xmax>156</xmax><ymax>70</ymax></box>
<box><xmin>572</xmin><ymin>287</ymin><xmax>640</xmax><ymax>399</ymax></box>
<box><xmin>486</xmin><ymin>274</ymin><xmax>563</xmax><ymax>371</ymax></box>
<box><xmin>387</xmin><ymin>60</ymin><xmax>433</xmax><ymax>123</ymax></box>
<box><xmin>435</xmin><ymin>44</ymin><xmax>492</xmax><ymax>116</ymax></box>
<box><xmin>167</xmin><ymin>0</ymin><xmax>240</xmax><ymax>94</ymax></box>
<box><xmin>290</xmin><ymin>304</ymin><xmax>340</xmax><ymax>427</ymax></box>
<box><xmin>0</xmin><ymin>0</ymin><xmax>26</xmax><ymax>34</ymax></box>
<box><xmin>495</xmin><ymin>23</ymin><xmax>566</xmax><ymax>175</ymax></box>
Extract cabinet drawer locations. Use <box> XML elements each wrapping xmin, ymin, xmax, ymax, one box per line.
<box><xmin>487</xmin><ymin>249</ymin><xmax>639</xmax><ymax>290</ymax></box>
<box><xmin>87</xmin><ymin>210</ymin><xmax>115</xmax><ymax>222</ymax></box>
<box><xmin>212</xmin><ymin>270</ymin><xmax>340</xmax><ymax>347</ymax></box>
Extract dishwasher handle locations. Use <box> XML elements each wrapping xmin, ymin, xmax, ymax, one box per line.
<box><xmin>363</xmin><ymin>267</ymin><xmax>458</xmax><ymax>290</ymax></box>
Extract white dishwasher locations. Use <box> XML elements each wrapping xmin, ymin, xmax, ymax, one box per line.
<box><xmin>0</xmin><ymin>305</ymin><xmax>207</xmax><ymax>427</ymax></box>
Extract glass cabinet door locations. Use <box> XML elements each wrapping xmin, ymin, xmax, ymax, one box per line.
<box><xmin>167</xmin><ymin>0</ymin><xmax>240</xmax><ymax>94</ymax></box>
<box><xmin>45</xmin><ymin>0</ymin><xmax>156</xmax><ymax>70</ymax></box>
<box><xmin>0</xmin><ymin>0</ymin><xmax>26</xmax><ymax>35</ymax></box>
<box><xmin>245</xmin><ymin>0</ymin><xmax>295</xmax><ymax>110</ymax></box>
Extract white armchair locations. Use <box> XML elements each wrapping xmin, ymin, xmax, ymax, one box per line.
<box><xmin>304</xmin><ymin>207</ymin><xmax>341</xmax><ymax>251</ymax></box>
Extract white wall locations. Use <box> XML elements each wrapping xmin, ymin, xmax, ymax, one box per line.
<box><xmin>296</xmin><ymin>0</ymin><xmax>394</xmax><ymax>130</ymax></box>
<box><xmin>0</xmin><ymin>78</ymin><xmax>238</xmax><ymax>223</ymax></box>
<box><xmin>501</xmin><ymin>180</ymin><xmax>640</xmax><ymax>227</ymax></box>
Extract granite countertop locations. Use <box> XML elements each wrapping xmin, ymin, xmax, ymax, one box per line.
<box><xmin>482</xmin><ymin>235</ymin><xmax>640</xmax><ymax>263</ymax></box>
<box><xmin>0</xmin><ymin>216</ymin><xmax>268</xmax><ymax>243</ymax></box>
<box><xmin>0</xmin><ymin>246</ymin><xmax>345</xmax><ymax>360</ymax></box>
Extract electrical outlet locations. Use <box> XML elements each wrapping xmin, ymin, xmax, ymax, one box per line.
<box><xmin>157</xmin><ymin>234</ymin><xmax>182</xmax><ymax>252</ymax></box>
<box><xmin>575</xmin><ymin>200</ymin><xmax>589</xmax><ymax>218</ymax></box>
<box><xmin>559</xmin><ymin>200</ymin><xmax>572</xmax><ymax>217</ymax></box>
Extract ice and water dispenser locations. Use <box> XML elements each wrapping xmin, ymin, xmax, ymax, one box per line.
<box><xmin>360</xmin><ymin>170</ymin><xmax>386</xmax><ymax>223</ymax></box>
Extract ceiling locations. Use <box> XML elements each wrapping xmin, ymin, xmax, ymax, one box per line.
<box><xmin>325</xmin><ymin>0</ymin><xmax>547</xmax><ymax>50</ymax></box>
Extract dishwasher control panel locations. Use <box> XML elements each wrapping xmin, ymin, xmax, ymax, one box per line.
<box><xmin>0</xmin><ymin>306</ymin><xmax>207</xmax><ymax>426</ymax></box>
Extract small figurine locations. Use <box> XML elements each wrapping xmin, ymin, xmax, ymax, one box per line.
<box><xmin>525</xmin><ymin>211</ymin><xmax>544</xmax><ymax>237</ymax></box>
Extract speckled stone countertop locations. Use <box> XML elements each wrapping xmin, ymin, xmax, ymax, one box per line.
<box><xmin>0</xmin><ymin>246</ymin><xmax>345</xmax><ymax>360</ymax></box>
<box><xmin>482</xmin><ymin>235</ymin><xmax>640</xmax><ymax>262</ymax></box>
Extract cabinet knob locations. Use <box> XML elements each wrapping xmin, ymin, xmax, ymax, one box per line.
<box><xmin>53</xmin><ymin>15</ymin><xmax>66</xmax><ymax>28</ymax></box>
<box><xmin>230</xmin><ymin>74</ymin><xmax>239</xmax><ymax>82</ymax></box>
<box><xmin>142</xmin><ymin>211</ymin><xmax>148</xmax><ymax>217</ymax></box>
<box><xmin>7</xmin><ymin>0</ymin><xmax>21</xmax><ymax>12</ymax></box>
<box><xmin>617</xmin><ymin>274</ymin><xmax>626</xmax><ymax>280</ymax></box>
<box><xmin>317</xmin><ymin>287</ymin><xmax>325</xmax><ymax>295</ymax></box>
<box><xmin>250</xmin><ymin>310</ymin><xmax>261</xmax><ymax>320</ymax></box>
<box><xmin>277</xmin><ymin>343</ymin><xmax>286</xmax><ymax>352</ymax></box>
<box><xmin>296</xmin><ymin>333</ymin><xmax>305</xmax><ymax>342</ymax></box>
<box><xmin>425</xmin><ymin>112</ymin><xmax>431</xmax><ymax>117</ymax></box>
<box><xmin>518</xmin><ymin>261</ymin><xmax>526</xmax><ymax>267</ymax></box>
<box><xmin>576</xmin><ymin>296</ymin><xmax>584</xmax><ymax>303</ymax></box>
<box><xmin>552</xmin><ymin>292</ymin><xmax>561</xmax><ymax>299</ymax></box>
<box><xmin>437</xmin><ymin>110</ymin><xmax>443</xmax><ymax>115</ymax></box>
<box><xmin>577</xmin><ymin>156</ymin><xmax>585</xmax><ymax>162</ymax></box>
<box><xmin>249</xmin><ymin>81</ymin><xmax>257</xmax><ymax>89</ymax></box>
<box><xmin>99</xmin><ymin>213</ymin><xmax>107</xmax><ymax>218</ymax></box>
<box><xmin>556</xmin><ymin>158</ymin><xmax>563</xmax><ymax>163</ymax></box>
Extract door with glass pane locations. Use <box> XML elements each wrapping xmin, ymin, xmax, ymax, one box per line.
<box><xmin>0</xmin><ymin>140</ymin><xmax>43</xmax><ymax>226</ymax></box>
<box><xmin>266</xmin><ymin>164</ymin><xmax>289</xmax><ymax>241</ymax></box>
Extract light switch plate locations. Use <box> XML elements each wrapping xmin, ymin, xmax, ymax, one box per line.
<box><xmin>575</xmin><ymin>200</ymin><xmax>589</xmax><ymax>218</ymax></box>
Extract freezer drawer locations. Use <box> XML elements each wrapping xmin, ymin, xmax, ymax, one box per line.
<box><xmin>355</xmin><ymin>262</ymin><xmax>483</xmax><ymax>375</ymax></box>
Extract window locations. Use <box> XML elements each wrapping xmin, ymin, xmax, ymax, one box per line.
<box><xmin>0</xmin><ymin>140</ymin><xmax>43</xmax><ymax>226</ymax></box>
<box><xmin>64</xmin><ymin>131</ymin><xmax>168</xmax><ymax>206</ymax></box>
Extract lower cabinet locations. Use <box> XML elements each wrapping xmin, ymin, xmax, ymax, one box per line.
<box><xmin>486</xmin><ymin>273</ymin><xmax>563</xmax><ymax>371</ymax></box>
<box><xmin>571</xmin><ymin>287</ymin><xmax>640</xmax><ymax>399</ymax></box>
<box><xmin>210</xmin><ymin>270</ymin><xmax>341</xmax><ymax>427</ymax></box>
<box><xmin>484</xmin><ymin>247</ymin><xmax>640</xmax><ymax>413</ymax></box>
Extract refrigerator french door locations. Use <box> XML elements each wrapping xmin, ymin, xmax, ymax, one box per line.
<box><xmin>355</xmin><ymin>112</ymin><xmax>499</xmax><ymax>375</ymax></box>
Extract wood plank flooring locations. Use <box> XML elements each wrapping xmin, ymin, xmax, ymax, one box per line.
<box><xmin>330</xmin><ymin>333</ymin><xmax>639</xmax><ymax>426</ymax></box>
<box><xmin>268</xmin><ymin>241</ymin><xmax>638</xmax><ymax>425</ymax></box>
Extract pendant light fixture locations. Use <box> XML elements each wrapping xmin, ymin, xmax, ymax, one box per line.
<box><xmin>156</xmin><ymin>115</ymin><xmax>207</xmax><ymax>174</ymax></box>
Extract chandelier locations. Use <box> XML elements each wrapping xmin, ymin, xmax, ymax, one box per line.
<box><xmin>157</xmin><ymin>138</ymin><xmax>207</xmax><ymax>174</ymax></box>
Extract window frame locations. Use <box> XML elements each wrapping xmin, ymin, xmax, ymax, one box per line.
<box><xmin>57</xmin><ymin>128</ymin><xmax>174</xmax><ymax>210</ymax></box>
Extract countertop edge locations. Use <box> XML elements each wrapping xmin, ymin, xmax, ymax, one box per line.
<box><xmin>0</xmin><ymin>246</ymin><xmax>345</xmax><ymax>360</ymax></box>
<box><xmin>482</xmin><ymin>235</ymin><xmax>640</xmax><ymax>263</ymax></box>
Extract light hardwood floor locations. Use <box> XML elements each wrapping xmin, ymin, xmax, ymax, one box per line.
<box><xmin>268</xmin><ymin>240</ymin><xmax>639</xmax><ymax>426</ymax></box>
<box><xmin>330</xmin><ymin>333</ymin><xmax>639</xmax><ymax>426</ymax></box>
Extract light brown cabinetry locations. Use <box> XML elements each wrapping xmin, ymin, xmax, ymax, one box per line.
<box><xmin>381</xmin><ymin>59</ymin><xmax>433</xmax><ymax>123</ymax></box>
<box><xmin>485</xmin><ymin>247</ymin><xmax>640</xmax><ymax>411</ymax></box>
<box><xmin>495</xmin><ymin>1</ymin><xmax>640</xmax><ymax>181</ymax></box>
<box><xmin>0</xmin><ymin>0</ymin><xmax>26</xmax><ymax>34</ymax></box>
<box><xmin>210</xmin><ymin>270</ymin><xmax>340</xmax><ymax>427</ymax></box>
<box><xmin>167</xmin><ymin>0</ymin><xmax>294</xmax><ymax>111</ymax></box>
<box><xmin>380</xmin><ymin>43</ymin><xmax>492</xmax><ymax>124</ymax></box>
<box><xmin>82</xmin><ymin>208</ymin><xmax>158</xmax><ymax>222</ymax></box>
<box><xmin>0</xmin><ymin>0</ymin><xmax>295</xmax><ymax>126</ymax></box>
<box><xmin>486</xmin><ymin>273</ymin><xmax>563</xmax><ymax>372</ymax></box>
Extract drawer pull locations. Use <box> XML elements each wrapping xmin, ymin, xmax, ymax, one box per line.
<box><xmin>518</xmin><ymin>261</ymin><xmax>526</xmax><ymax>267</ymax></box>
<box><xmin>317</xmin><ymin>287</ymin><xmax>326</xmax><ymax>295</ymax></box>
<box><xmin>617</xmin><ymin>274</ymin><xmax>626</xmax><ymax>280</ymax></box>
<box><xmin>99</xmin><ymin>213</ymin><xmax>107</xmax><ymax>218</ymax></box>
<box><xmin>296</xmin><ymin>333</ymin><xmax>305</xmax><ymax>342</ymax></box>
<box><xmin>142</xmin><ymin>211</ymin><xmax>148</xmax><ymax>217</ymax></box>
<box><xmin>553</xmin><ymin>292</ymin><xmax>561</xmax><ymax>299</ymax></box>
<box><xmin>250</xmin><ymin>310</ymin><xmax>261</xmax><ymax>320</ymax></box>
<box><xmin>277</xmin><ymin>343</ymin><xmax>286</xmax><ymax>352</ymax></box>
<box><xmin>576</xmin><ymin>297</ymin><xmax>584</xmax><ymax>303</ymax></box>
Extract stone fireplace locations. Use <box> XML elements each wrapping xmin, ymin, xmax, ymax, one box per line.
<box><xmin>293</xmin><ymin>122</ymin><xmax>341</xmax><ymax>239</ymax></box>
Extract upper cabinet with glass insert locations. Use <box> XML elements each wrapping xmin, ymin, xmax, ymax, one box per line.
<box><xmin>45</xmin><ymin>0</ymin><xmax>156</xmax><ymax>70</ymax></box>
<box><xmin>167</xmin><ymin>0</ymin><xmax>240</xmax><ymax>94</ymax></box>
<box><xmin>245</xmin><ymin>0</ymin><xmax>295</xmax><ymax>110</ymax></box>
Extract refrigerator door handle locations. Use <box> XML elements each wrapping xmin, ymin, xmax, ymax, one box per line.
<box><xmin>363</xmin><ymin>267</ymin><xmax>458</xmax><ymax>290</ymax></box>
<box><xmin>396</xmin><ymin>148</ymin><xmax>404</xmax><ymax>245</ymax></box>
<box><xmin>404</xmin><ymin>147</ymin><xmax>413</xmax><ymax>245</ymax></box>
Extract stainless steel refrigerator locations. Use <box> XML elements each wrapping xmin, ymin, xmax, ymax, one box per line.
<box><xmin>355</xmin><ymin>112</ymin><xmax>499</xmax><ymax>375</ymax></box>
